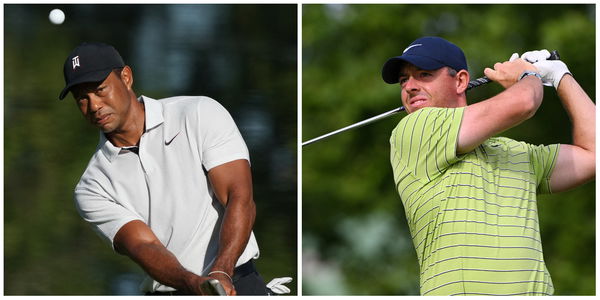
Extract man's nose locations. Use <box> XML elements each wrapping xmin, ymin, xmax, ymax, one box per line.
<box><xmin>88</xmin><ymin>94</ymin><xmax>103</xmax><ymax>112</ymax></box>
<box><xmin>404</xmin><ymin>76</ymin><xmax>420</xmax><ymax>91</ymax></box>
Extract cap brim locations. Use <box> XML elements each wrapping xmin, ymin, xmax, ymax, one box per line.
<box><xmin>381</xmin><ymin>55</ymin><xmax>445</xmax><ymax>84</ymax></box>
<box><xmin>58</xmin><ymin>69</ymin><xmax>113</xmax><ymax>100</ymax></box>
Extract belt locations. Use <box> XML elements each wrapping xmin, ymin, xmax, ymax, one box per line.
<box><xmin>145</xmin><ymin>260</ymin><xmax>256</xmax><ymax>295</ymax></box>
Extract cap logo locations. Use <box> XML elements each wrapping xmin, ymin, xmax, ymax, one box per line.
<box><xmin>72</xmin><ymin>56</ymin><xmax>80</xmax><ymax>70</ymax></box>
<box><xmin>403</xmin><ymin>44</ymin><xmax>422</xmax><ymax>54</ymax></box>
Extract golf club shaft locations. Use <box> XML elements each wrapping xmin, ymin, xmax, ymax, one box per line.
<box><xmin>302</xmin><ymin>106</ymin><xmax>405</xmax><ymax>146</ymax></box>
<box><xmin>301</xmin><ymin>76</ymin><xmax>480</xmax><ymax>147</ymax></box>
<box><xmin>302</xmin><ymin>50</ymin><xmax>560</xmax><ymax>147</ymax></box>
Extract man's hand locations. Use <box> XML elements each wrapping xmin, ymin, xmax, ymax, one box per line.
<box><xmin>484</xmin><ymin>53</ymin><xmax>539</xmax><ymax>89</ymax></box>
<box><xmin>521</xmin><ymin>49</ymin><xmax>571</xmax><ymax>89</ymax></box>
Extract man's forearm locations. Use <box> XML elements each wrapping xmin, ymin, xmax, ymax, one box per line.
<box><xmin>557</xmin><ymin>74</ymin><xmax>595</xmax><ymax>152</ymax></box>
<box><xmin>205</xmin><ymin>159</ymin><xmax>256</xmax><ymax>294</ymax></box>
<box><xmin>211</xmin><ymin>194</ymin><xmax>256</xmax><ymax>275</ymax></box>
<box><xmin>458</xmin><ymin>75</ymin><xmax>543</xmax><ymax>154</ymax></box>
<box><xmin>114</xmin><ymin>220</ymin><xmax>204</xmax><ymax>294</ymax></box>
<box><xmin>127</xmin><ymin>241</ymin><xmax>202</xmax><ymax>293</ymax></box>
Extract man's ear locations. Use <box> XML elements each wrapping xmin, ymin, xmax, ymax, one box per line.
<box><xmin>121</xmin><ymin>65</ymin><xmax>134</xmax><ymax>90</ymax></box>
<box><xmin>456</xmin><ymin>69</ymin><xmax>470</xmax><ymax>94</ymax></box>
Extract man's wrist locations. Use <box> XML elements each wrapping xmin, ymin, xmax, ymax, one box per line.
<box><xmin>208</xmin><ymin>270</ymin><xmax>233</xmax><ymax>283</ymax></box>
<box><xmin>211</xmin><ymin>257</ymin><xmax>236</xmax><ymax>276</ymax></box>
<box><xmin>518</xmin><ymin>70</ymin><xmax>542</xmax><ymax>81</ymax></box>
<box><xmin>181</xmin><ymin>272</ymin><xmax>204</xmax><ymax>294</ymax></box>
<box><xmin>555</xmin><ymin>72</ymin><xmax>572</xmax><ymax>89</ymax></box>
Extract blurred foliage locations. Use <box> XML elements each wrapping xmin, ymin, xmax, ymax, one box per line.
<box><xmin>5</xmin><ymin>4</ymin><xmax>297</xmax><ymax>295</ymax></box>
<box><xmin>302</xmin><ymin>4</ymin><xmax>594</xmax><ymax>295</ymax></box>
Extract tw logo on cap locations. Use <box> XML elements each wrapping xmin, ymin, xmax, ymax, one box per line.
<box><xmin>72</xmin><ymin>56</ymin><xmax>80</xmax><ymax>70</ymax></box>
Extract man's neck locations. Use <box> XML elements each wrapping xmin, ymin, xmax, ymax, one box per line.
<box><xmin>107</xmin><ymin>98</ymin><xmax>146</xmax><ymax>148</ymax></box>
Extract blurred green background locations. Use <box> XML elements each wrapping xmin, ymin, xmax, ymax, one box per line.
<box><xmin>303</xmin><ymin>4</ymin><xmax>595</xmax><ymax>295</ymax></box>
<box><xmin>5</xmin><ymin>4</ymin><xmax>297</xmax><ymax>295</ymax></box>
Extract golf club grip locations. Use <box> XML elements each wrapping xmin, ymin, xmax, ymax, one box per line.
<box><xmin>467</xmin><ymin>50</ymin><xmax>560</xmax><ymax>90</ymax></box>
<box><xmin>200</xmin><ymin>279</ymin><xmax>227</xmax><ymax>296</ymax></box>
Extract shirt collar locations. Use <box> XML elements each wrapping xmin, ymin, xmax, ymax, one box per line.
<box><xmin>141</xmin><ymin>95</ymin><xmax>164</xmax><ymax>132</ymax></box>
<box><xmin>99</xmin><ymin>95</ymin><xmax>165</xmax><ymax>162</ymax></box>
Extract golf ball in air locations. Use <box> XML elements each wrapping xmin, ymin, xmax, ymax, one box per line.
<box><xmin>49</xmin><ymin>9</ymin><xmax>65</xmax><ymax>25</ymax></box>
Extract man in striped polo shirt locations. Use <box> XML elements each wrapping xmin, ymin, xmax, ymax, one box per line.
<box><xmin>381</xmin><ymin>37</ymin><xmax>595</xmax><ymax>295</ymax></box>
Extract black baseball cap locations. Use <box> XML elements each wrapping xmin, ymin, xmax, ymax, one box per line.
<box><xmin>59</xmin><ymin>42</ymin><xmax>125</xmax><ymax>100</ymax></box>
<box><xmin>381</xmin><ymin>36</ymin><xmax>468</xmax><ymax>84</ymax></box>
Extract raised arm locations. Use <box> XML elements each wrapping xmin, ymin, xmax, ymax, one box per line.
<box><xmin>206</xmin><ymin>158</ymin><xmax>256</xmax><ymax>296</ymax></box>
<box><xmin>519</xmin><ymin>51</ymin><xmax>595</xmax><ymax>192</ymax></box>
<box><xmin>548</xmin><ymin>75</ymin><xmax>595</xmax><ymax>192</ymax></box>
<box><xmin>457</xmin><ymin>57</ymin><xmax>543</xmax><ymax>154</ymax></box>
<box><xmin>113</xmin><ymin>220</ymin><xmax>208</xmax><ymax>294</ymax></box>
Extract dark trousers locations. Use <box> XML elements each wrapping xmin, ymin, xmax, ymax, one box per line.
<box><xmin>145</xmin><ymin>260</ymin><xmax>269</xmax><ymax>295</ymax></box>
<box><xmin>232</xmin><ymin>260</ymin><xmax>269</xmax><ymax>295</ymax></box>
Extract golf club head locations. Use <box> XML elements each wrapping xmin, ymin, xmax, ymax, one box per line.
<box><xmin>200</xmin><ymin>278</ymin><xmax>227</xmax><ymax>296</ymax></box>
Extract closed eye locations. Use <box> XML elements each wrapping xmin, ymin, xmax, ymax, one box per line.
<box><xmin>96</xmin><ymin>86</ymin><xmax>107</xmax><ymax>95</ymax></box>
<box><xmin>419</xmin><ymin>71</ymin><xmax>432</xmax><ymax>78</ymax></box>
<box><xmin>399</xmin><ymin>76</ymin><xmax>408</xmax><ymax>86</ymax></box>
<box><xmin>75</xmin><ymin>94</ymin><xmax>88</xmax><ymax>102</ymax></box>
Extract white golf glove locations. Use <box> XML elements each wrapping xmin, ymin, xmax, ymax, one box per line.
<box><xmin>521</xmin><ymin>49</ymin><xmax>571</xmax><ymax>89</ymax></box>
<box><xmin>266</xmin><ymin>277</ymin><xmax>293</xmax><ymax>294</ymax></box>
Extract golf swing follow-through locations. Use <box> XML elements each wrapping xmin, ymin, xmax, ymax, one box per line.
<box><xmin>308</xmin><ymin>36</ymin><xmax>595</xmax><ymax>295</ymax></box>
<box><xmin>302</xmin><ymin>50</ymin><xmax>560</xmax><ymax>146</ymax></box>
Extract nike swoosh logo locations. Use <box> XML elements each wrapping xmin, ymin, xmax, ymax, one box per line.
<box><xmin>165</xmin><ymin>131</ymin><xmax>180</xmax><ymax>145</ymax></box>
<box><xmin>403</xmin><ymin>44</ymin><xmax>422</xmax><ymax>53</ymax></box>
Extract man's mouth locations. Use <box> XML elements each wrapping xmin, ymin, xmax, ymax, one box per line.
<box><xmin>409</xmin><ymin>96</ymin><xmax>428</xmax><ymax>107</ymax></box>
<box><xmin>95</xmin><ymin>114</ymin><xmax>111</xmax><ymax>125</ymax></box>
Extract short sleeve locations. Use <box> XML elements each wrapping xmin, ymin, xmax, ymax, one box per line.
<box><xmin>74</xmin><ymin>180</ymin><xmax>144</xmax><ymax>249</ymax></box>
<box><xmin>390</xmin><ymin>107</ymin><xmax>465</xmax><ymax>182</ymax></box>
<box><xmin>527</xmin><ymin>143</ymin><xmax>560</xmax><ymax>194</ymax></box>
<box><xmin>196</xmin><ymin>98</ymin><xmax>250</xmax><ymax>171</ymax></box>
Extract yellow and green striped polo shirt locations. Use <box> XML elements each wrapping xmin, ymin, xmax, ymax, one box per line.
<box><xmin>390</xmin><ymin>107</ymin><xmax>559</xmax><ymax>296</ymax></box>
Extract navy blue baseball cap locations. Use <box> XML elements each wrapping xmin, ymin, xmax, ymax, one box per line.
<box><xmin>381</xmin><ymin>36</ymin><xmax>468</xmax><ymax>84</ymax></box>
<box><xmin>59</xmin><ymin>42</ymin><xmax>125</xmax><ymax>100</ymax></box>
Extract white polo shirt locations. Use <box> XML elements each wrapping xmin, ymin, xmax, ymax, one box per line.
<box><xmin>74</xmin><ymin>95</ymin><xmax>260</xmax><ymax>292</ymax></box>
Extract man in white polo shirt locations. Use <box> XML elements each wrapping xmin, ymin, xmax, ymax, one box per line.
<box><xmin>59</xmin><ymin>42</ymin><xmax>270</xmax><ymax>295</ymax></box>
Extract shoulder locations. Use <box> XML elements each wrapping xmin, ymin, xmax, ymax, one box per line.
<box><xmin>393</xmin><ymin>107</ymin><xmax>463</xmax><ymax>135</ymax></box>
<box><xmin>158</xmin><ymin>95</ymin><xmax>224</xmax><ymax>110</ymax></box>
<box><xmin>75</xmin><ymin>149</ymin><xmax>110</xmax><ymax>196</ymax></box>
<box><xmin>75</xmin><ymin>133</ymin><xmax>121</xmax><ymax>192</ymax></box>
<box><xmin>400</xmin><ymin>107</ymin><xmax>462</xmax><ymax>124</ymax></box>
<box><xmin>152</xmin><ymin>95</ymin><xmax>229</xmax><ymax>119</ymax></box>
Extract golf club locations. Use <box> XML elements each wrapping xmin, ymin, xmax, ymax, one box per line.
<box><xmin>302</xmin><ymin>50</ymin><xmax>560</xmax><ymax>147</ymax></box>
<box><xmin>200</xmin><ymin>279</ymin><xmax>227</xmax><ymax>296</ymax></box>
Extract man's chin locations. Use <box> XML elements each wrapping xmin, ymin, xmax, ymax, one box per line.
<box><xmin>98</xmin><ymin>124</ymin><xmax>116</xmax><ymax>133</ymax></box>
